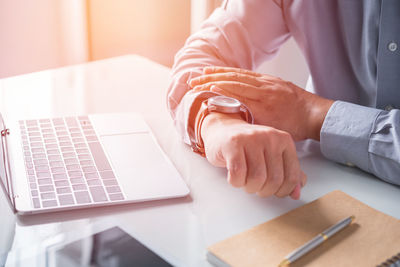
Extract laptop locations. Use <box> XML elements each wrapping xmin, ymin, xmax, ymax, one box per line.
<box><xmin>0</xmin><ymin>112</ymin><xmax>189</xmax><ymax>214</ymax></box>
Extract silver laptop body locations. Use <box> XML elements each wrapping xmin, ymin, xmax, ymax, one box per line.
<box><xmin>0</xmin><ymin>113</ymin><xmax>189</xmax><ymax>214</ymax></box>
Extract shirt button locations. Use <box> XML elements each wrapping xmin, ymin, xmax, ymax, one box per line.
<box><xmin>346</xmin><ymin>162</ymin><xmax>355</xmax><ymax>167</ymax></box>
<box><xmin>385</xmin><ymin>105</ymin><xmax>394</xmax><ymax>111</ymax></box>
<box><xmin>388</xmin><ymin>41</ymin><xmax>398</xmax><ymax>52</ymax></box>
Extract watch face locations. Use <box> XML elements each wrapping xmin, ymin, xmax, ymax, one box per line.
<box><xmin>208</xmin><ymin>96</ymin><xmax>241</xmax><ymax>113</ymax></box>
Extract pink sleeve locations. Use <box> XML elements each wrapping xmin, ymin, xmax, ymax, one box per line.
<box><xmin>167</xmin><ymin>0</ymin><xmax>290</xmax><ymax>145</ymax></box>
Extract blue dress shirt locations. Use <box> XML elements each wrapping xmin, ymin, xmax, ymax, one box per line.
<box><xmin>167</xmin><ymin>0</ymin><xmax>400</xmax><ymax>185</ymax></box>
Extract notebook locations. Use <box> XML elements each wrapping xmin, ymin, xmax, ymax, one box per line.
<box><xmin>207</xmin><ymin>190</ymin><xmax>400</xmax><ymax>267</ymax></box>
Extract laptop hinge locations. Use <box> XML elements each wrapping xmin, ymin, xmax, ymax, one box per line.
<box><xmin>0</xmin><ymin>128</ymin><xmax>17</xmax><ymax>213</ymax></box>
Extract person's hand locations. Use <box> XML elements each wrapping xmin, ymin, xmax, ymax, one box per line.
<box><xmin>190</xmin><ymin>66</ymin><xmax>334</xmax><ymax>141</ymax></box>
<box><xmin>201</xmin><ymin>112</ymin><xmax>307</xmax><ymax>200</ymax></box>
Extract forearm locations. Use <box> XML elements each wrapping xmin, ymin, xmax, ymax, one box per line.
<box><xmin>167</xmin><ymin>2</ymin><xmax>289</xmax><ymax>144</ymax></box>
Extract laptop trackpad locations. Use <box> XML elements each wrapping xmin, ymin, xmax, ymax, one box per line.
<box><xmin>100</xmin><ymin>133</ymin><xmax>188</xmax><ymax>200</ymax></box>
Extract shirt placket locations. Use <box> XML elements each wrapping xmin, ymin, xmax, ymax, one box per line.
<box><xmin>376</xmin><ymin>0</ymin><xmax>400</xmax><ymax>111</ymax></box>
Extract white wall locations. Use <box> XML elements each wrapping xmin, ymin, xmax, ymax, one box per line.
<box><xmin>0</xmin><ymin>0</ymin><xmax>88</xmax><ymax>79</ymax></box>
<box><xmin>257</xmin><ymin>38</ymin><xmax>309</xmax><ymax>88</ymax></box>
<box><xmin>88</xmin><ymin>0</ymin><xmax>190</xmax><ymax>67</ymax></box>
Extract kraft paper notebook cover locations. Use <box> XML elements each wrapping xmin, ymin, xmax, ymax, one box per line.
<box><xmin>207</xmin><ymin>190</ymin><xmax>400</xmax><ymax>267</ymax></box>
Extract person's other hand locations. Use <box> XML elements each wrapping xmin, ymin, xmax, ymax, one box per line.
<box><xmin>190</xmin><ymin>66</ymin><xmax>334</xmax><ymax>141</ymax></box>
<box><xmin>201</xmin><ymin>112</ymin><xmax>307</xmax><ymax>200</ymax></box>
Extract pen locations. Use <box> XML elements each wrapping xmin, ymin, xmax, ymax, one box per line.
<box><xmin>278</xmin><ymin>215</ymin><xmax>355</xmax><ymax>266</ymax></box>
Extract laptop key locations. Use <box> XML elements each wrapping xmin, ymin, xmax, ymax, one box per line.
<box><xmin>106</xmin><ymin>186</ymin><xmax>121</xmax><ymax>194</ymax></box>
<box><xmin>32</xmin><ymin>147</ymin><xmax>45</xmax><ymax>153</ymax></box>
<box><xmin>74</xmin><ymin>143</ymin><xmax>87</xmax><ymax>148</ymax></box>
<box><xmin>55</xmin><ymin>180</ymin><xmax>69</xmax><ymax>187</ymax></box>
<box><xmin>58</xmin><ymin>136</ymin><xmax>70</xmax><ymax>142</ymax></box>
<box><xmin>60</xmin><ymin>141</ymin><xmax>72</xmax><ymax>147</ymax></box>
<box><xmin>32</xmin><ymin>197</ymin><xmax>40</xmax><ymax>208</ymax></box>
<box><xmin>51</xmin><ymin>167</ymin><xmax>65</xmax><ymax>173</ymax></box>
<box><xmin>103</xmin><ymin>179</ymin><xmax>118</xmax><ymax>186</ymax></box>
<box><xmin>35</xmin><ymin>165</ymin><xmax>49</xmax><ymax>171</ymax></box>
<box><xmin>47</xmin><ymin>149</ymin><xmax>60</xmax><ymax>155</ymax></box>
<box><xmin>78</xmin><ymin>154</ymin><xmax>91</xmax><ymax>160</ymax></box>
<box><xmin>63</xmin><ymin>152</ymin><xmax>75</xmax><ymax>158</ymax></box>
<box><xmin>64</xmin><ymin>158</ymin><xmax>78</xmax><ymax>165</ymax></box>
<box><xmin>74</xmin><ymin>191</ymin><xmax>91</xmax><ymax>204</ymax></box>
<box><xmin>80</xmin><ymin>160</ymin><xmax>94</xmax><ymax>166</ymax></box>
<box><xmin>41</xmin><ymin>192</ymin><xmax>56</xmax><ymax>199</ymax></box>
<box><xmin>82</xmin><ymin>166</ymin><xmax>96</xmax><ymax>173</ymax></box>
<box><xmin>56</xmin><ymin>187</ymin><xmax>71</xmax><ymax>194</ymax></box>
<box><xmin>66</xmin><ymin>164</ymin><xmax>80</xmax><ymax>171</ymax></box>
<box><xmin>39</xmin><ymin>185</ymin><xmax>54</xmax><ymax>192</ymax></box>
<box><xmin>72</xmin><ymin>138</ymin><xmax>85</xmax><ymax>143</ymax></box>
<box><xmin>37</xmin><ymin>171</ymin><xmax>51</xmax><ymax>178</ymax></box>
<box><xmin>49</xmin><ymin>155</ymin><xmax>62</xmax><ymax>161</ymax></box>
<box><xmin>42</xmin><ymin>200</ymin><xmax>58</xmax><ymax>207</ymax></box>
<box><xmin>53</xmin><ymin>173</ymin><xmax>67</xmax><ymax>180</ymax></box>
<box><xmin>69</xmin><ymin>171</ymin><xmax>83</xmax><ymax>178</ymax></box>
<box><xmin>76</xmin><ymin>148</ymin><xmax>89</xmax><ymax>154</ymax></box>
<box><xmin>34</xmin><ymin>159</ymin><xmax>48</xmax><ymax>165</ymax></box>
<box><xmin>71</xmin><ymin>132</ymin><xmax>83</xmax><ymax>138</ymax></box>
<box><xmin>84</xmin><ymin>172</ymin><xmax>99</xmax><ymax>179</ymax></box>
<box><xmin>88</xmin><ymin>142</ymin><xmax>112</xmax><ymax>171</ymax></box>
<box><xmin>30</xmin><ymin>182</ymin><xmax>37</xmax><ymax>189</ymax></box>
<box><xmin>31</xmin><ymin>190</ymin><xmax>38</xmax><ymax>197</ymax></box>
<box><xmin>38</xmin><ymin>178</ymin><xmax>52</xmax><ymax>185</ymax></box>
<box><xmin>58</xmin><ymin>194</ymin><xmax>74</xmax><ymax>206</ymax></box>
<box><xmin>70</xmin><ymin>178</ymin><xmax>84</xmax><ymax>184</ymax></box>
<box><xmin>61</xmin><ymin>147</ymin><xmax>74</xmax><ymax>152</ymax></box>
<box><xmin>72</xmin><ymin>184</ymin><xmax>87</xmax><ymax>191</ymax></box>
<box><xmin>100</xmin><ymin>171</ymin><xmax>115</xmax><ymax>179</ymax></box>
<box><xmin>50</xmin><ymin>161</ymin><xmax>64</xmax><ymax>168</ymax></box>
<box><xmin>26</xmin><ymin>162</ymin><xmax>33</xmax><ymax>169</ymax></box>
<box><xmin>87</xmin><ymin>179</ymin><xmax>101</xmax><ymax>186</ymax></box>
<box><xmin>109</xmin><ymin>193</ymin><xmax>124</xmax><ymax>201</ymax></box>
<box><xmin>45</xmin><ymin>143</ymin><xmax>58</xmax><ymax>149</ymax></box>
<box><xmin>89</xmin><ymin>186</ymin><xmax>107</xmax><ymax>202</ymax></box>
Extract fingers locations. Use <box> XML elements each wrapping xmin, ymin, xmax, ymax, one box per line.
<box><xmin>225</xmin><ymin>147</ymin><xmax>247</xmax><ymax>188</ymax></box>
<box><xmin>275</xmin><ymin>136</ymin><xmax>302</xmax><ymax>199</ymax></box>
<box><xmin>203</xmin><ymin>66</ymin><xmax>262</xmax><ymax>77</ymax></box>
<box><xmin>243</xmin><ymin>148</ymin><xmax>267</xmax><ymax>193</ymax></box>
<box><xmin>190</xmin><ymin>72</ymin><xmax>263</xmax><ymax>88</ymax></box>
<box><xmin>193</xmin><ymin>81</ymin><xmax>262</xmax><ymax>101</ymax></box>
<box><xmin>257</xmin><ymin>149</ymin><xmax>284</xmax><ymax>198</ymax></box>
<box><xmin>289</xmin><ymin>184</ymin><xmax>302</xmax><ymax>200</ymax></box>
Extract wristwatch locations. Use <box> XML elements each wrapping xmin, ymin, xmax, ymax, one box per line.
<box><xmin>191</xmin><ymin>95</ymin><xmax>254</xmax><ymax>156</ymax></box>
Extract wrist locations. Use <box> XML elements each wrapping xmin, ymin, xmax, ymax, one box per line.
<box><xmin>303</xmin><ymin>91</ymin><xmax>334</xmax><ymax>141</ymax></box>
<box><xmin>201</xmin><ymin>112</ymin><xmax>244</xmax><ymax>144</ymax></box>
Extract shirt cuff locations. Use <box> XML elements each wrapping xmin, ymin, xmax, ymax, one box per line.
<box><xmin>320</xmin><ymin>101</ymin><xmax>382</xmax><ymax>171</ymax></box>
<box><xmin>175</xmin><ymin>90</ymin><xmax>220</xmax><ymax>145</ymax></box>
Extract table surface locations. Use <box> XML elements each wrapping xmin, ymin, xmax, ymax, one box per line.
<box><xmin>0</xmin><ymin>55</ymin><xmax>399</xmax><ymax>267</ymax></box>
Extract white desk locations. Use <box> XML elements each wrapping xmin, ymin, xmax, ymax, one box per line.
<box><xmin>1</xmin><ymin>55</ymin><xmax>399</xmax><ymax>266</ymax></box>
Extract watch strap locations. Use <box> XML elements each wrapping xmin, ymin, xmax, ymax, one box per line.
<box><xmin>191</xmin><ymin>99</ymin><xmax>253</xmax><ymax>157</ymax></box>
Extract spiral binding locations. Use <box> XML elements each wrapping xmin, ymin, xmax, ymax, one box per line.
<box><xmin>377</xmin><ymin>252</ymin><xmax>400</xmax><ymax>267</ymax></box>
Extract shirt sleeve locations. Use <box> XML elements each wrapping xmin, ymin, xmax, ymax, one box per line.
<box><xmin>321</xmin><ymin>101</ymin><xmax>400</xmax><ymax>185</ymax></box>
<box><xmin>167</xmin><ymin>0</ymin><xmax>290</xmax><ymax>144</ymax></box>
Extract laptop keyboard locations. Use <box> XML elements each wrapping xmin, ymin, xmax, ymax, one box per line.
<box><xmin>19</xmin><ymin>116</ymin><xmax>125</xmax><ymax>209</ymax></box>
